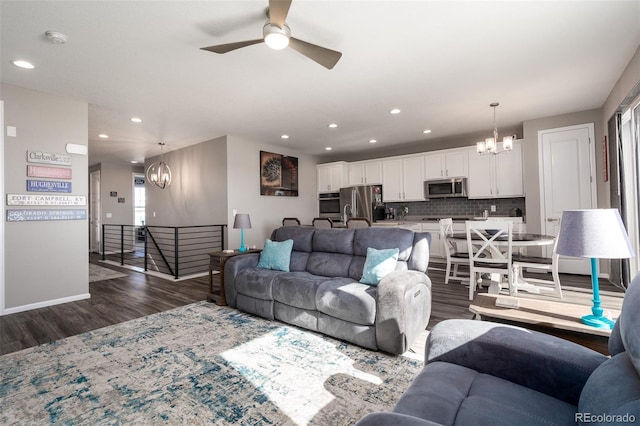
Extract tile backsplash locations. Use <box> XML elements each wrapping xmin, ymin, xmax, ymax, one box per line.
<box><xmin>386</xmin><ymin>197</ymin><xmax>526</xmax><ymax>219</ymax></box>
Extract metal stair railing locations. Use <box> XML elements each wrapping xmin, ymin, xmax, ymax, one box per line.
<box><xmin>101</xmin><ymin>224</ymin><xmax>226</xmax><ymax>279</ymax></box>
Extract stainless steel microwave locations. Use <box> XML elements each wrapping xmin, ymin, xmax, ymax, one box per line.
<box><xmin>424</xmin><ymin>178</ymin><xmax>467</xmax><ymax>199</ymax></box>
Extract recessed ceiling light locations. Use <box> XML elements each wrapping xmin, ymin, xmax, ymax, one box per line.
<box><xmin>12</xmin><ymin>60</ymin><xmax>35</xmax><ymax>69</ymax></box>
<box><xmin>98</xmin><ymin>133</ymin><xmax>109</xmax><ymax>139</ymax></box>
<box><xmin>325</xmin><ymin>147</ymin><xmax>332</xmax><ymax>151</ymax></box>
<box><xmin>281</xmin><ymin>134</ymin><xmax>289</xmax><ymax>139</ymax></box>
<box><xmin>130</xmin><ymin>117</ymin><xmax>142</xmax><ymax>123</ymax></box>
<box><xmin>369</xmin><ymin>139</ymin><xmax>377</xmax><ymax>144</ymax></box>
<box><xmin>390</xmin><ymin>108</ymin><xmax>401</xmax><ymax>114</ymax></box>
<box><xmin>423</xmin><ymin>129</ymin><xmax>432</xmax><ymax>134</ymax></box>
<box><xmin>328</xmin><ymin>123</ymin><xmax>338</xmax><ymax>128</ymax></box>
<box><xmin>131</xmin><ymin>160</ymin><xmax>138</xmax><ymax>164</ymax></box>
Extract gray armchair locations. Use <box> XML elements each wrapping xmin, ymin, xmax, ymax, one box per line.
<box><xmin>357</xmin><ymin>273</ymin><xmax>640</xmax><ymax>425</ymax></box>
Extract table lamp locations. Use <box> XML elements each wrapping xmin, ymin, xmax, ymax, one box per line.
<box><xmin>556</xmin><ymin>209</ymin><xmax>635</xmax><ymax>329</ymax></box>
<box><xmin>233</xmin><ymin>213</ymin><xmax>252</xmax><ymax>252</ymax></box>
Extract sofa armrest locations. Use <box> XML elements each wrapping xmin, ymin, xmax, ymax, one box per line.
<box><xmin>223</xmin><ymin>253</ymin><xmax>260</xmax><ymax>307</ymax></box>
<box><xmin>355</xmin><ymin>412</ymin><xmax>442</xmax><ymax>426</ymax></box>
<box><xmin>426</xmin><ymin>319</ymin><xmax>608</xmax><ymax>405</ymax></box>
<box><xmin>376</xmin><ymin>270</ymin><xmax>432</xmax><ymax>355</ymax></box>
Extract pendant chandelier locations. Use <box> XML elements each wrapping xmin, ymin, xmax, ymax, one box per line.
<box><xmin>146</xmin><ymin>142</ymin><xmax>172</xmax><ymax>189</ymax></box>
<box><xmin>476</xmin><ymin>102</ymin><xmax>513</xmax><ymax>155</ymax></box>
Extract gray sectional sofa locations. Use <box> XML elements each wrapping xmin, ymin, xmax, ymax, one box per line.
<box><xmin>224</xmin><ymin>226</ymin><xmax>432</xmax><ymax>354</ymax></box>
<box><xmin>356</xmin><ymin>273</ymin><xmax>640</xmax><ymax>425</ymax></box>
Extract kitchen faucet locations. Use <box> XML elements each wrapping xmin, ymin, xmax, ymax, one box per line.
<box><xmin>343</xmin><ymin>203</ymin><xmax>352</xmax><ymax>224</ymax></box>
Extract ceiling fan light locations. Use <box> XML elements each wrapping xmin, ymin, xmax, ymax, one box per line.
<box><xmin>263</xmin><ymin>24</ymin><xmax>290</xmax><ymax>50</ymax></box>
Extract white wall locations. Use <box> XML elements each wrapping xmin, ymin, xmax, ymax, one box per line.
<box><xmin>91</xmin><ymin>162</ymin><xmax>144</xmax><ymax>225</ymax></box>
<box><xmin>145</xmin><ymin>136</ymin><xmax>228</xmax><ymax>227</ymax></box>
<box><xmin>226</xmin><ymin>136</ymin><xmax>318</xmax><ymax>249</ymax></box>
<box><xmin>2</xmin><ymin>84</ymin><xmax>89</xmax><ymax>312</ymax></box>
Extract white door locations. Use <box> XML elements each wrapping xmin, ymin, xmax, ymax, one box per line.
<box><xmin>89</xmin><ymin>170</ymin><xmax>101</xmax><ymax>253</ymax></box>
<box><xmin>539</xmin><ymin>124</ymin><xmax>596</xmax><ymax>274</ymax></box>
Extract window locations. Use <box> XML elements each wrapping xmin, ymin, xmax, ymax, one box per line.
<box><xmin>134</xmin><ymin>174</ymin><xmax>145</xmax><ymax>226</ymax></box>
<box><xmin>620</xmin><ymin>94</ymin><xmax>640</xmax><ymax>277</ymax></box>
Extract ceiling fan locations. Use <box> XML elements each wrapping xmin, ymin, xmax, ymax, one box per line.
<box><xmin>200</xmin><ymin>0</ymin><xmax>342</xmax><ymax>70</ymax></box>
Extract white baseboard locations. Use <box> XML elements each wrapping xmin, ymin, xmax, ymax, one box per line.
<box><xmin>2</xmin><ymin>293</ymin><xmax>91</xmax><ymax>316</ymax></box>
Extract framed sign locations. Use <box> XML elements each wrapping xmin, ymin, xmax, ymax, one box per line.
<box><xmin>260</xmin><ymin>151</ymin><xmax>299</xmax><ymax>197</ymax></box>
<box><xmin>7</xmin><ymin>194</ymin><xmax>86</xmax><ymax>206</ymax></box>
<box><xmin>27</xmin><ymin>165</ymin><xmax>72</xmax><ymax>179</ymax></box>
<box><xmin>27</xmin><ymin>180</ymin><xmax>72</xmax><ymax>193</ymax></box>
<box><xmin>7</xmin><ymin>209</ymin><xmax>87</xmax><ymax>222</ymax></box>
<box><xmin>26</xmin><ymin>150</ymin><xmax>72</xmax><ymax>166</ymax></box>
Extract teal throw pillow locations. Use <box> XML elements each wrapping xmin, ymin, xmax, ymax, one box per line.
<box><xmin>257</xmin><ymin>239</ymin><xmax>294</xmax><ymax>272</ymax></box>
<box><xmin>360</xmin><ymin>247</ymin><xmax>399</xmax><ymax>285</ymax></box>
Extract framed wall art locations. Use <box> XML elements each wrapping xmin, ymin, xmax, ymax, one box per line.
<box><xmin>260</xmin><ymin>151</ymin><xmax>299</xmax><ymax>197</ymax></box>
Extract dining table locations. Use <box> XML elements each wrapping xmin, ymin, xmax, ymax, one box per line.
<box><xmin>447</xmin><ymin>232</ymin><xmax>556</xmax><ymax>294</ymax></box>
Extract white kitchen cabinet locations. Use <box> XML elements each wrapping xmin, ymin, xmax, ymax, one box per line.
<box><xmin>467</xmin><ymin>141</ymin><xmax>523</xmax><ymax>198</ymax></box>
<box><xmin>317</xmin><ymin>161</ymin><xmax>348</xmax><ymax>193</ymax></box>
<box><xmin>349</xmin><ymin>160</ymin><xmax>382</xmax><ymax>185</ymax></box>
<box><xmin>424</xmin><ymin>150</ymin><xmax>468</xmax><ymax>180</ymax></box>
<box><xmin>381</xmin><ymin>155</ymin><xmax>425</xmax><ymax>202</ymax></box>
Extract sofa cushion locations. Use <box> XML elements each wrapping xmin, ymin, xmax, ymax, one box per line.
<box><xmin>307</xmin><ymin>252</ymin><xmax>353</xmax><ymax>277</ymax></box>
<box><xmin>579</xmin><ymin>352</ymin><xmax>640</xmax><ymax>421</ymax></box>
<box><xmin>272</xmin><ymin>226</ymin><xmax>315</xmax><ymax>252</ymax></box>
<box><xmin>257</xmin><ymin>239</ymin><xmax>294</xmax><ymax>272</ymax></box>
<box><xmin>360</xmin><ymin>247</ymin><xmax>399</xmax><ymax>285</ymax></box>
<box><xmin>272</xmin><ymin>271</ymin><xmax>326</xmax><ymax>310</ymax></box>
<box><xmin>313</xmin><ymin>228</ymin><xmax>355</xmax><ymax>254</ymax></box>
<box><xmin>394</xmin><ymin>362</ymin><xmax>576</xmax><ymax>426</ymax></box>
<box><xmin>617</xmin><ymin>273</ymin><xmax>640</xmax><ymax>371</ymax></box>
<box><xmin>353</xmin><ymin>227</ymin><xmax>415</xmax><ymax>261</ymax></box>
<box><xmin>235</xmin><ymin>268</ymin><xmax>279</xmax><ymax>300</ymax></box>
<box><xmin>316</xmin><ymin>277</ymin><xmax>377</xmax><ymax>325</ymax></box>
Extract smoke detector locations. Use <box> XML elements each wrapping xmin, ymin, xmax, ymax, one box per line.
<box><xmin>45</xmin><ymin>31</ymin><xmax>68</xmax><ymax>44</ymax></box>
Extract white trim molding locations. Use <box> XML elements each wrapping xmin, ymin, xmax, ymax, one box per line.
<box><xmin>2</xmin><ymin>293</ymin><xmax>90</xmax><ymax>316</ymax></box>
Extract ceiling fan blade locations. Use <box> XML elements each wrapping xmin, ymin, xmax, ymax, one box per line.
<box><xmin>200</xmin><ymin>39</ymin><xmax>264</xmax><ymax>54</ymax></box>
<box><xmin>289</xmin><ymin>37</ymin><xmax>342</xmax><ymax>69</ymax></box>
<box><xmin>268</xmin><ymin>0</ymin><xmax>292</xmax><ymax>28</ymax></box>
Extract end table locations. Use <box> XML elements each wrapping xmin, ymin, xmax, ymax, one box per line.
<box><xmin>208</xmin><ymin>249</ymin><xmax>261</xmax><ymax>305</ymax></box>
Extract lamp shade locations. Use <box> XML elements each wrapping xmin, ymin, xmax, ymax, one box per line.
<box><xmin>233</xmin><ymin>213</ymin><xmax>252</xmax><ymax>230</ymax></box>
<box><xmin>556</xmin><ymin>209</ymin><xmax>634</xmax><ymax>259</ymax></box>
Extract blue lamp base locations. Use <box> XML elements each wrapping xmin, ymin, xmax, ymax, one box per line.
<box><xmin>581</xmin><ymin>314</ymin><xmax>614</xmax><ymax>329</ymax></box>
<box><xmin>581</xmin><ymin>257</ymin><xmax>613</xmax><ymax>330</ymax></box>
<box><xmin>238</xmin><ymin>229</ymin><xmax>247</xmax><ymax>252</ymax></box>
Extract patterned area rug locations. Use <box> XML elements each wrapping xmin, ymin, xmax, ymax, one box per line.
<box><xmin>89</xmin><ymin>263</ymin><xmax>128</xmax><ymax>282</ymax></box>
<box><xmin>0</xmin><ymin>302</ymin><xmax>422</xmax><ymax>425</ymax></box>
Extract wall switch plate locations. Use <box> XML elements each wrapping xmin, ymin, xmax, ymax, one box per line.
<box><xmin>106</xmin><ymin>213</ymin><xmax>112</xmax><ymax>218</ymax></box>
<box><xmin>7</xmin><ymin>126</ymin><xmax>16</xmax><ymax>137</ymax></box>
<box><xmin>490</xmin><ymin>205</ymin><xmax>496</xmax><ymax>212</ymax></box>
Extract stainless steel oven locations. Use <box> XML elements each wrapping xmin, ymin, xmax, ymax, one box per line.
<box><xmin>318</xmin><ymin>192</ymin><xmax>341</xmax><ymax>220</ymax></box>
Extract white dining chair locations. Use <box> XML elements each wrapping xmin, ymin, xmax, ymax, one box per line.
<box><xmin>511</xmin><ymin>236</ymin><xmax>562</xmax><ymax>298</ymax></box>
<box><xmin>439</xmin><ymin>218</ymin><xmax>469</xmax><ymax>284</ymax></box>
<box><xmin>466</xmin><ymin>220</ymin><xmax>514</xmax><ymax>301</ymax></box>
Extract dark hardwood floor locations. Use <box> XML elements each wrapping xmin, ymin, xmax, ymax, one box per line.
<box><xmin>0</xmin><ymin>255</ymin><xmax>625</xmax><ymax>356</ymax></box>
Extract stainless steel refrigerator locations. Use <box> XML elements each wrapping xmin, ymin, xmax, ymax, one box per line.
<box><xmin>339</xmin><ymin>185</ymin><xmax>383</xmax><ymax>223</ymax></box>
